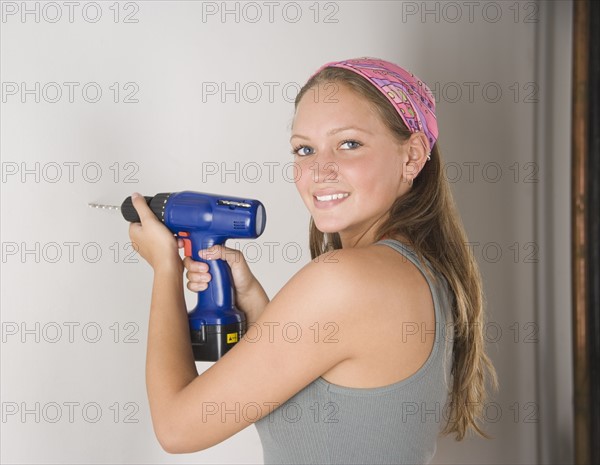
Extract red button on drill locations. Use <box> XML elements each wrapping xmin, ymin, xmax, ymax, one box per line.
<box><xmin>178</xmin><ymin>232</ymin><xmax>192</xmax><ymax>256</ymax></box>
<box><xmin>182</xmin><ymin>239</ymin><xmax>192</xmax><ymax>257</ymax></box>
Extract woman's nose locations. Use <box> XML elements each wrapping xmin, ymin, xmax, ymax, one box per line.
<box><xmin>311</xmin><ymin>148</ymin><xmax>339</xmax><ymax>183</ymax></box>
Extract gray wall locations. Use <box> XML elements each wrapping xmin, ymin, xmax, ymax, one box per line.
<box><xmin>0</xmin><ymin>1</ymin><xmax>572</xmax><ymax>463</ymax></box>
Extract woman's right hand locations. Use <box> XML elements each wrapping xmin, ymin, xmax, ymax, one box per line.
<box><xmin>179</xmin><ymin>242</ymin><xmax>269</xmax><ymax>323</ymax></box>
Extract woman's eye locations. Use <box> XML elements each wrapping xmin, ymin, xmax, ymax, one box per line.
<box><xmin>291</xmin><ymin>146</ymin><xmax>314</xmax><ymax>156</ymax></box>
<box><xmin>340</xmin><ymin>140</ymin><xmax>361</xmax><ymax>150</ymax></box>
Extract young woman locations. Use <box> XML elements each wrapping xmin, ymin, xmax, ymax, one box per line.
<box><xmin>128</xmin><ymin>57</ymin><xmax>498</xmax><ymax>464</ymax></box>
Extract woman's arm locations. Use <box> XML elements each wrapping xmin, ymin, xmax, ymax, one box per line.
<box><xmin>146</xmin><ymin>262</ymin><xmax>199</xmax><ymax>449</ymax></box>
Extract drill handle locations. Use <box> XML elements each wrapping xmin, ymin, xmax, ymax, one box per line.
<box><xmin>187</xmin><ymin>235</ymin><xmax>235</xmax><ymax>320</ymax></box>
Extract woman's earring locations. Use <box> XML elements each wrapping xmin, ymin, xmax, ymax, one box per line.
<box><xmin>426</xmin><ymin>153</ymin><xmax>431</xmax><ymax>161</ymax></box>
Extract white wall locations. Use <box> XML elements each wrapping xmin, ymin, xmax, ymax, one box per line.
<box><xmin>0</xmin><ymin>1</ymin><xmax>572</xmax><ymax>463</ymax></box>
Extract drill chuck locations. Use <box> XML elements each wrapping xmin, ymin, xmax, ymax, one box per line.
<box><xmin>120</xmin><ymin>193</ymin><xmax>172</xmax><ymax>224</ymax></box>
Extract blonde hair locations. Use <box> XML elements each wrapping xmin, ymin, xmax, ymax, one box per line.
<box><xmin>294</xmin><ymin>67</ymin><xmax>498</xmax><ymax>440</ymax></box>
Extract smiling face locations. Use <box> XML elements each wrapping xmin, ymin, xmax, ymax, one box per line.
<box><xmin>290</xmin><ymin>81</ymin><xmax>420</xmax><ymax>248</ymax></box>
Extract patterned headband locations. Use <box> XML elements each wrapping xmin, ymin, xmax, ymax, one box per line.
<box><xmin>308</xmin><ymin>57</ymin><xmax>439</xmax><ymax>151</ymax></box>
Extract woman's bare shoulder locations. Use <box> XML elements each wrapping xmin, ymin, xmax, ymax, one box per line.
<box><xmin>294</xmin><ymin>244</ymin><xmax>423</xmax><ymax>304</ymax></box>
<box><xmin>305</xmin><ymin>243</ymin><xmax>418</xmax><ymax>274</ymax></box>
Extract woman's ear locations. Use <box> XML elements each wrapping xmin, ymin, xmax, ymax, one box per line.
<box><xmin>403</xmin><ymin>132</ymin><xmax>430</xmax><ymax>185</ymax></box>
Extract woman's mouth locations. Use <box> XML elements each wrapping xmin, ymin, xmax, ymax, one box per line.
<box><xmin>313</xmin><ymin>192</ymin><xmax>350</xmax><ymax>209</ymax></box>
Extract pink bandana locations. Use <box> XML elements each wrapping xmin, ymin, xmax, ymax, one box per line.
<box><xmin>308</xmin><ymin>57</ymin><xmax>439</xmax><ymax>150</ymax></box>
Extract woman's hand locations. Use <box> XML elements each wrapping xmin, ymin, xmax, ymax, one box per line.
<box><xmin>181</xmin><ymin>244</ymin><xmax>269</xmax><ymax>323</ymax></box>
<box><xmin>181</xmin><ymin>244</ymin><xmax>254</xmax><ymax>294</ymax></box>
<box><xmin>128</xmin><ymin>192</ymin><xmax>182</xmax><ymax>272</ymax></box>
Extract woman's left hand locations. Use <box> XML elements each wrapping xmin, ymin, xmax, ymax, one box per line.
<box><xmin>128</xmin><ymin>192</ymin><xmax>182</xmax><ymax>271</ymax></box>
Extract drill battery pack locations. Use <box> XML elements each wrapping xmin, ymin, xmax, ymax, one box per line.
<box><xmin>190</xmin><ymin>321</ymin><xmax>246</xmax><ymax>361</ymax></box>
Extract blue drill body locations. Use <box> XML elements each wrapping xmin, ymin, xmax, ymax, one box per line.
<box><xmin>121</xmin><ymin>191</ymin><xmax>266</xmax><ymax>361</ymax></box>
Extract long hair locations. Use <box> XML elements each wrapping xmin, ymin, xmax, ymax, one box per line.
<box><xmin>294</xmin><ymin>66</ymin><xmax>498</xmax><ymax>440</ymax></box>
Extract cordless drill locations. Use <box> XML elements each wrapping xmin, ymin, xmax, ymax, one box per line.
<box><xmin>120</xmin><ymin>191</ymin><xmax>266</xmax><ymax>361</ymax></box>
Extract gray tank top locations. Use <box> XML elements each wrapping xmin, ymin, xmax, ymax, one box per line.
<box><xmin>255</xmin><ymin>239</ymin><xmax>455</xmax><ymax>464</ymax></box>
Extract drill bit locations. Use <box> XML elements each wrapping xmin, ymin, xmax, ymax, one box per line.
<box><xmin>88</xmin><ymin>202</ymin><xmax>121</xmax><ymax>211</ymax></box>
